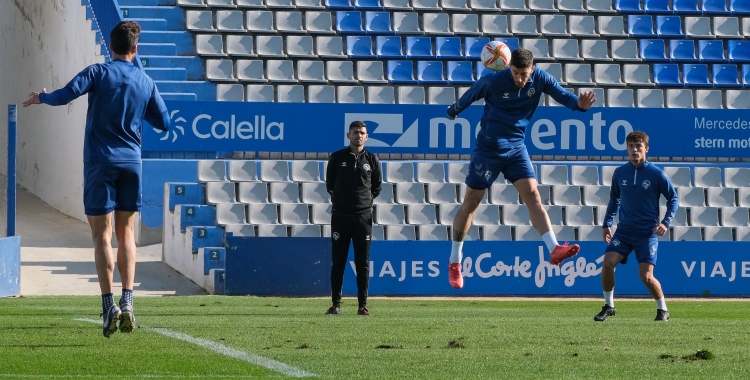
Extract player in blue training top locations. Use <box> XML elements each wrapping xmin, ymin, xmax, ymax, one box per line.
<box><xmin>445</xmin><ymin>48</ymin><xmax>596</xmax><ymax>289</ymax></box>
<box><xmin>595</xmin><ymin>131</ymin><xmax>678</xmax><ymax>322</ymax></box>
<box><xmin>23</xmin><ymin>21</ymin><xmax>170</xmax><ymax>337</ymax></box>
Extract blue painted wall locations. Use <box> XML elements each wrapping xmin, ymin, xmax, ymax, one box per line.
<box><xmin>0</xmin><ymin>236</ymin><xmax>21</xmax><ymax>297</ymax></box>
<box><xmin>142</xmin><ymin>159</ymin><xmax>197</xmax><ymax>228</ymax></box>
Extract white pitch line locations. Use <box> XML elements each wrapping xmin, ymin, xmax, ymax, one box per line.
<box><xmin>74</xmin><ymin>318</ymin><xmax>316</xmax><ymax>378</ymax></box>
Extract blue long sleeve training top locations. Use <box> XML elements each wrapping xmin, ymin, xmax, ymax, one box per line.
<box><xmin>39</xmin><ymin>59</ymin><xmax>170</xmax><ymax>163</ymax></box>
<box><xmin>446</xmin><ymin>67</ymin><xmax>585</xmax><ymax>149</ymax></box>
<box><xmin>603</xmin><ymin>161</ymin><xmax>679</xmax><ymax>234</ymax></box>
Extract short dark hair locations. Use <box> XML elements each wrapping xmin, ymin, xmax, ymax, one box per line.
<box><xmin>626</xmin><ymin>131</ymin><xmax>649</xmax><ymax>147</ymax></box>
<box><xmin>349</xmin><ymin>120</ymin><xmax>366</xmax><ymax>131</ymax></box>
<box><xmin>510</xmin><ymin>48</ymin><xmax>534</xmax><ymax>69</ymax></box>
<box><xmin>110</xmin><ymin>21</ymin><xmax>140</xmax><ymax>55</ymax></box>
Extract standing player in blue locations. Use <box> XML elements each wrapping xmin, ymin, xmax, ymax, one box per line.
<box><xmin>23</xmin><ymin>21</ymin><xmax>170</xmax><ymax>336</ymax></box>
<box><xmin>446</xmin><ymin>48</ymin><xmax>596</xmax><ymax>289</ymax></box>
<box><xmin>595</xmin><ymin>131</ymin><xmax>678</xmax><ymax>322</ymax></box>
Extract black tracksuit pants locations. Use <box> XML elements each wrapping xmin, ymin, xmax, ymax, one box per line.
<box><xmin>330</xmin><ymin>212</ymin><xmax>372</xmax><ymax>307</ymax></box>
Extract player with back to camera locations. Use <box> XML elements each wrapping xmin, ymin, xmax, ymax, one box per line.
<box><xmin>445</xmin><ymin>48</ymin><xmax>597</xmax><ymax>289</ymax></box>
<box><xmin>595</xmin><ymin>131</ymin><xmax>677</xmax><ymax>322</ymax></box>
<box><xmin>23</xmin><ymin>21</ymin><xmax>170</xmax><ymax>337</ymax></box>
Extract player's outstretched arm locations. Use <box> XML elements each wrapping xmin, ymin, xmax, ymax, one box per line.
<box><xmin>578</xmin><ymin>91</ymin><xmax>597</xmax><ymax>110</ymax></box>
<box><xmin>22</xmin><ymin>88</ymin><xmax>47</xmax><ymax>107</ymax></box>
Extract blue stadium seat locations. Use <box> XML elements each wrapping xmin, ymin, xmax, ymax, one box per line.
<box><xmin>405</xmin><ymin>36</ymin><xmax>433</xmax><ymax>58</ymax></box>
<box><xmin>476</xmin><ymin>61</ymin><xmax>492</xmax><ymax>79</ymax></box>
<box><xmin>672</xmin><ymin>0</ymin><xmax>700</xmax><ymax>13</ymax></box>
<box><xmin>669</xmin><ymin>40</ymin><xmax>696</xmax><ymax>61</ymax></box>
<box><xmin>640</xmin><ymin>39</ymin><xmax>669</xmax><ymax>61</ymax></box>
<box><xmin>729</xmin><ymin>41</ymin><xmax>750</xmax><ymax>62</ymax></box>
<box><xmin>698</xmin><ymin>40</ymin><xmax>726</xmax><ymax>61</ymax></box>
<box><xmin>326</xmin><ymin>0</ymin><xmax>355</xmax><ymax>8</ymax></box>
<box><xmin>447</xmin><ymin>61</ymin><xmax>474</xmax><ymax>84</ymax></box>
<box><xmin>743</xmin><ymin>65</ymin><xmax>750</xmax><ymax>85</ymax></box>
<box><xmin>436</xmin><ymin>37</ymin><xmax>463</xmax><ymax>58</ymax></box>
<box><xmin>628</xmin><ymin>15</ymin><xmax>655</xmax><ymax>37</ymax></box>
<box><xmin>712</xmin><ymin>64</ymin><xmax>742</xmax><ymax>87</ymax></box>
<box><xmin>644</xmin><ymin>0</ymin><xmax>670</xmax><ymax>13</ymax></box>
<box><xmin>494</xmin><ymin>37</ymin><xmax>519</xmax><ymax>53</ymax></box>
<box><xmin>730</xmin><ymin>0</ymin><xmax>750</xmax><ymax>14</ymax></box>
<box><xmin>336</xmin><ymin>11</ymin><xmax>364</xmax><ymax>33</ymax></box>
<box><xmin>700</xmin><ymin>0</ymin><xmax>729</xmax><ymax>14</ymax></box>
<box><xmin>656</xmin><ymin>16</ymin><xmax>685</xmax><ymax>37</ymax></box>
<box><xmin>346</xmin><ymin>35</ymin><xmax>374</xmax><ymax>57</ymax></box>
<box><xmin>653</xmin><ymin>64</ymin><xmax>682</xmax><ymax>86</ymax></box>
<box><xmin>417</xmin><ymin>61</ymin><xmax>445</xmax><ymax>84</ymax></box>
<box><xmin>464</xmin><ymin>37</ymin><xmax>490</xmax><ymax>59</ymax></box>
<box><xmin>615</xmin><ymin>0</ymin><xmax>643</xmax><ymax>13</ymax></box>
<box><xmin>355</xmin><ymin>0</ymin><xmax>384</xmax><ymax>9</ymax></box>
<box><xmin>387</xmin><ymin>60</ymin><xmax>419</xmax><ymax>83</ymax></box>
<box><xmin>365</xmin><ymin>11</ymin><xmax>394</xmax><ymax>34</ymax></box>
<box><xmin>682</xmin><ymin>64</ymin><xmax>710</xmax><ymax>86</ymax></box>
<box><xmin>376</xmin><ymin>36</ymin><xmax>404</xmax><ymax>58</ymax></box>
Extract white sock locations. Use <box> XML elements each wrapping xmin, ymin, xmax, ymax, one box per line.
<box><xmin>449</xmin><ymin>241</ymin><xmax>464</xmax><ymax>264</ymax></box>
<box><xmin>542</xmin><ymin>231</ymin><xmax>559</xmax><ymax>252</ymax></box>
<box><xmin>656</xmin><ymin>297</ymin><xmax>667</xmax><ymax>311</ymax></box>
<box><xmin>604</xmin><ymin>291</ymin><xmax>614</xmax><ymax>308</ymax></box>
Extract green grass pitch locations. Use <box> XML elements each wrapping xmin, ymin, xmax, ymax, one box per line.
<box><xmin>0</xmin><ymin>296</ymin><xmax>748</xmax><ymax>379</ymax></box>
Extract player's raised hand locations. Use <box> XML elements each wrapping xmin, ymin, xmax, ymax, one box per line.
<box><xmin>23</xmin><ymin>88</ymin><xmax>47</xmax><ymax>107</ymax></box>
<box><xmin>578</xmin><ymin>90</ymin><xmax>596</xmax><ymax>110</ymax></box>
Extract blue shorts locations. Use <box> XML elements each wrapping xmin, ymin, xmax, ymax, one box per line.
<box><xmin>465</xmin><ymin>144</ymin><xmax>536</xmax><ymax>190</ymax></box>
<box><xmin>84</xmin><ymin>162</ymin><xmax>142</xmax><ymax>216</ymax></box>
<box><xmin>605</xmin><ymin>229</ymin><xmax>658</xmax><ymax>265</ymax></box>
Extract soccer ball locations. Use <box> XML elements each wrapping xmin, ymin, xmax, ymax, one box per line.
<box><xmin>480</xmin><ymin>41</ymin><xmax>512</xmax><ymax>71</ymax></box>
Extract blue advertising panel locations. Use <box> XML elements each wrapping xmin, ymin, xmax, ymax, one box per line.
<box><xmin>223</xmin><ymin>236</ymin><xmax>750</xmax><ymax>296</ymax></box>
<box><xmin>145</xmin><ymin>101</ymin><xmax>750</xmax><ymax>158</ymax></box>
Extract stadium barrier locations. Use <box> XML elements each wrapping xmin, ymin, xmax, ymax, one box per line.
<box><xmin>1</xmin><ymin>105</ymin><xmax>21</xmax><ymax>297</ymax></box>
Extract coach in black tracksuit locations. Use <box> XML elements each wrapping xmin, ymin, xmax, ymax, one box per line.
<box><xmin>325</xmin><ymin>121</ymin><xmax>382</xmax><ymax>316</ymax></box>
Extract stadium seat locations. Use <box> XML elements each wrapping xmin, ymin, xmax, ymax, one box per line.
<box><xmin>438</xmin><ymin>204</ymin><xmax>460</xmax><ymax>225</ymax></box>
<box><xmin>482</xmin><ymin>15</ymin><xmax>510</xmax><ymax>35</ymax></box>
<box><xmin>669</xmin><ymin>40</ymin><xmax>696</xmax><ymax>61</ymax></box>
<box><xmin>667</xmin><ymin>89</ymin><xmax>693</xmax><ymax>108</ymax></box>
<box><xmin>276</xmin><ymin>11</ymin><xmax>304</xmax><ymax>33</ymax></box>
<box><xmin>374</xmin><ymin>204</ymin><xmax>406</xmax><ymax>224</ymax></box>
<box><xmin>226</xmin><ymin>35</ymin><xmax>255</xmax><ymax>57</ymax></box>
<box><xmin>398</xmin><ymin>86</ymin><xmax>425</xmax><ymax>104</ymax></box>
<box><xmin>229</xmin><ymin>161</ymin><xmax>258</xmax><ymax>182</ymax></box>
<box><xmin>423</xmin><ymin>13</ymin><xmax>451</xmax><ymax>35</ymax></box>
<box><xmin>412</xmin><ymin>0</ymin><xmax>440</xmax><ymax>9</ymax></box>
<box><xmin>206</xmin><ymin>182</ymin><xmax>236</xmax><ymax>204</ymax></box>
<box><xmin>672</xmin><ymin>0</ymin><xmax>701</xmax><ymax>13</ymax></box>
<box><xmin>495</xmin><ymin>38</ymin><xmax>520</xmax><ymax>53</ymax></box>
<box><xmin>196</xmin><ymin>35</ymin><xmax>225</xmax><ymax>56</ymax></box>
<box><xmin>376</xmin><ymin>36</ymin><xmax>405</xmax><ymax>58</ymax></box>
<box><xmin>257</xmin><ymin>225</ymin><xmax>287</xmax><ymax>237</ymax></box>
<box><xmin>662</xmin><ymin>166</ymin><xmax>691</xmax><ymax>187</ymax></box>
<box><xmin>695</xmin><ymin>90</ymin><xmax>723</xmax><ymax>109</ymax></box>
<box><xmin>727</xmin><ymin>90</ymin><xmax>750</xmax><ymax>109</ymax></box>
<box><xmin>418</xmin><ymin>225</ymin><xmax>449</xmax><ymax>241</ymax></box>
<box><xmin>358</xmin><ymin>61</ymin><xmax>387</xmax><ymax>83</ymax></box>
<box><xmin>369</xmin><ymin>225</ymin><xmax>384</xmax><ymax>240</ymax></box>
<box><xmin>388</xmin><ymin>61</ymin><xmax>418</xmax><ymax>83</ymax></box>
<box><xmin>439</xmin><ymin>0</ymin><xmax>468</xmax><ymax>9</ymax></box>
<box><xmin>653</xmin><ymin>64</ymin><xmax>682</xmax><ymax>86</ymax></box>
<box><xmin>595</xmin><ymin>64</ymin><xmax>625</xmax><ymax>86</ymax></box>
<box><xmin>678</xmin><ymin>186</ymin><xmax>706</xmax><ymax>207</ymax></box>
<box><xmin>416</xmin><ymin>162</ymin><xmax>445</xmax><ymax>183</ymax></box>
<box><xmin>248</xmin><ymin>203</ymin><xmax>280</xmax><ymax>224</ymax></box>
<box><xmin>623</xmin><ymin>65</ymin><xmax>654</xmax><ymax>86</ymax></box>
<box><xmin>581</xmin><ymin>39</ymin><xmax>611</xmax><ymax>61</ymax></box>
<box><xmin>577</xmin><ymin>88</ymin><xmax>604</xmax><ymax>107</ymax></box>
<box><xmin>406</xmin><ymin>37</ymin><xmax>433</xmax><ymax>58</ymax></box>
<box><xmin>707</xmin><ymin>187</ymin><xmax>735</xmax><ymax>208</ymax></box>
<box><xmin>279</xmin><ymin>203</ymin><xmax>311</xmax><ymax>225</ymax></box>
<box><xmin>453</xmin><ymin>14</ymin><xmax>480</xmax><ymax>35</ymax></box>
<box><xmin>500</xmin><ymin>0</ymin><xmax>528</xmax><ymax>11</ymax></box>
<box><xmin>656</xmin><ymin>16</ymin><xmax>685</xmax><ymax>37</ymax></box>
<box><xmin>714</xmin><ymin>17</ymin><xmax>740</xmax><ymax>37</ymax></box>
<box><xmin>459</xmin><ymin>184</ymin><xmax>489</xmax><ymax>204</ymax></box>
<box><xmin>683</xmin><ymin>64</ymin><xmax>710</xmax><ymax>87</ymax></box>
<box><xmin>367</xmin><ymin>86</ymin><xmax>395</xmax><ymax>103</ymax></box>
<box><xmin>536</xmin><ymin>63</ymin><xmax>564</xmax><ymax>84</ymax></box>
<box><xmin>306</xmin><ymin>11</ymin><xmax>334</xmax><ymax>33</ymax></box>
<box><xmin>510</xmin><ymin>15</ymin><xmax>540</xmax><ymax>36</ymax></box>
<box><xmin>529</xmin><ymin>0</ymin><xmax>555</xmax><ymax>11</ymax></box>
<box><xmin>694</xmin><ymin>167</ymin><xmax>722</xmax><ymax>188</ymax></box>
<box><xmin>327</xmin><ymin>61</ymin><xmax>357</xmax><ymax>82</ymax></box>
<box><xmin>300</xmin><ymin>182</ymin><xmax>330</xmax><ymax>204</ymax></box>
<box><xmin>696</xmin><ymin>40</ymin><xmax>725</xmax><ymax>63</ymax></box>
<box><xmin>644</xmin><ymin>0</ymin><xmax>670</xmax><ymax>13</ymax></box>
<box><xmin>599</xmin><ymin>166</ymin><xmax>617</xmax><ymax>187</ymax></box>
<box><xmin>198</xmin><ymin>160</ymin><xmax>227</xmax><ymax>182</ymax></box>
<box><xmin>206</xmin><ymin>60</ymin><xmax>234</xmax><ymax>81</ymax></box>
<box><xmin>536</xmin><ymin>185</ymin><xmax>552</xmax><ymax>205</ymax></box>
<box><xmin>729</xmin><ymin>41</ymin><xmax>750</xmax><ymax>62</ymax></box>
<box><xmin>558</xmin><ymin>0</ymin><xmax>585</xmax><ymax>11</ymax></box>
<box><xmin>365</xmin><ymin>11</ymin><xmax>394</xmax><ymax>34</ymax></box>
<box><xmin>502</xmin><ymin>204</ymin><xmax>531</xmax><ymax>226</ymax></box>
<box><xmin>672</xmin><ymin>226</ymin><xmax>702</xmax><ymax>241</ymax></box>
<box><xmin>267</xmin><ymin>0</ymin><xmax>295</xmax><ymax>7</ymax></box>
<box><xmin>480</xmin><ymin>225</ymin><xmax>510</xmax><ymax>241</ymax></box>
<box><xmin>326</xmin><ymin>0</ymin><xmax>354</xmax><ymax>8</ymax></box>
<box><xmin>346</xmin><ymin>36</ymin><xmax>374</xmax><ymax>58</ymax></box>
<box><xmin>570</xmin><ymin>165</ymin><xmax>599</xmax><ymax>186</ymax></box>
<box><xmin>355</xmin><ymin>0</ymin><xmax>384</xmax><ymax>9</ymax></box>
<box><xmin>427</xmin><ymin>183</ymin><xmax>458</xmax><ymax>204</ymax></box>
<box><xmin>691</xmin><ymin>206</ymin><xmax>720</xmax><ymax>227</ymax></box>
<box><xmin>186</xmin><ymin>11</ymin><xmax>214</xmax><ymax>31</ymax></box>
<box><xmin>569</xmin><ymin>15</ymin><xmax>598</xmax><ymax>36</ymax></box>
<box><xmin>297</xmin><ymin>61</ymin><xmax>326</xmax><ymax>82</ymax></box>
<box><xmin>628</xmin><ymin>15</ymin><xmax>655</xmax><ymax>37</ymax></box>
<box><xmin>725</xmin><ymin>167</ymin><xmax>750</xmax><ymax>187</ymax></box>
<box><xmin>552</xmin><ymin>185</ymin><xmax>582</xmax><ymax>206</ymax></box>
<box><xmin>407</xmin><ymin>204</ymin><xmax>437</xmax><ymax>224</ymax></box>
<box><xmin>539</xmin><ymin>165</ymin><xmax>568</xmax><ymax>185</ymax></box>
<box><xmin>704</xmin><ymin>227</ymin><xmax>733</xmax><ymax>241</ymax></box>
<box><xmin>310</xmin><ymin>203</ymin><xmax>332</xmax><ymax>224</ymax></box>
<box><xmin>721</xmin><ymin>207</ymin><xmax>749</xmax><ymax>227</ymax></box>
<box><xmin>316</xmin><ymin>36</ymin><xmax>345</xmax><ymax>57</ymax></box>
<box><xmin>291</xmin><ymin>161</ymin><xmax>322</xmax><ymax>182</ymax></box>
<box><xmin>523</xmin><ymin>39</ymin><xmax>552</xmax><ymax>61</ymax></box>
<box><xmin>256</xmin><ymin>36</ymin><xmax>284</xmax><ymax>57</ymax></box>
<box><xmin>446</xmin><ymin>61</ymin><xmax>474</xmax><ymax>84</ymax></box>
<box><xmin>245</xmin><ymin>85</ymin><xmax>274</xmax><ymax>102</ymax></box>
<box><xmin>336</xmin><ymin>11</ymin><xmax>364</xmax><ymax>33</ymax></box>
<box><xmin>565</xmin><ymin>205</ymin><xmax>596</xmax><ymax>226</ymax></box>
<box><xmin>436</xmin><ymin>37</ymin><xmax>463</xmax><ymax>59</ymax></box>
<box><xmin>446</xmin><ymin>163</ymin><xmax>468</xmax><ymax>184</ymax></box>
<box><xmin>225</xmin><ymin>224</ymin><xmax>255</xmax><ymax>238</ymax></box>
<box><xmin>269</xmin><ymin>182</ymin><xmax>301</xmax><ymax>203</ymax></box>
<box><xmin>464</xmin><ymin>37</ymin><xmax>491</xmax><ymax>59</ymax></box>
<box><xmin>616</xmin><ymin>0</ymin><xmax>643</xmax><ymax>12</ymax></box>
<box><xmin>744</xmin><ymin>65</ymin><xmax>750</xmax><ymax>85</ymax></box>
<box><xmin>489</xmin><ymin>184</ymin><xmax>520</xmax><ymax>205</ymax></box>
<box><xmin>469</xmin><ymin>205</ymin><xmax>500</xmax><ymax>226</ymax></box>
<box><xmin>386</xmin><ymin>225</ymin><xmax>416</xmax><ymax>240</ymax></box>
<box><xmin>731</xmin><ymin>0</ymin><xmax>750</xmax><ymax>13</ymax></box>
<box><xmin>553</xmin><ymin>39</ymin><xmax>582</xmax><ymax>60</ymax></box>
<box><xmin>337</xmin><ymin>86</ymin><xmax>365</xmax><ymax>103</ymax></box>
<box><xmin>609</xmin><ymin>40</ymin><xmax>639</xmax><ymax>61</ymax></box>
<box><xmin>701</xmin><ymin>0</ymin><xmax>729</xmax><ymax>13</ymax></box>
<box><xmin>540</xmin><ymin>15</ymin><xmax>569</xmax><ymax>36</ymax></box>
<box><xmin>215</xmin><ymin>84</ymin><xmax>242</xmax><ymax>101</ymax></box>
<box><xmin>740</xmin><ymin>188</ymin><xmax>750</xmax><ymax>207</ymax></box>
<box><xmin>287</xmin><ymin>36</ymin><xmax>315</xmax><ymax>57</ymax></box>
<box><xmin>395</xmin><ymin>182</ymin><xmax>427</xmax><ymax>204</ymax></box>
<box><xmin>565</xmin><ymin>63</ymin><xmax>595</xmax><ymax>85</ymax></box>
<box><xmin>290</xmin><ymin>225</ymin><xmax>321</xmax><ymax>237</ymax></box>
<box><xmin>392</xmin><ymin>12</ymin><xmax>421</xmax><ymax>34</ymax></box>
<box><xmin>598</xmin><ymin>16</ymin><xmax>626</xmax><ymax>36</ymax></box>
<box><xmin>640</xmin><ymin>39</ymin><xmax>668</xmax><ymax>61</ymax></box>
<box><xmin>246</xmin><ymin>11</ymin><xmax>274</xmax><ymax>32</ymax></box>
<box><xmin>266</xmin><ymin>60</ymin><xmax>295</xmax><ymax>82</ymax></box>
<box><xmin>684</xmin><ymin>17</ymin><xmax>713</xmax><ymax>38</ymax></box>
<box><xmin>296</xmin><ymin>0</ymin><xmax>324</xmax><ymax>7</ymax></box>
<box><xmin>607</xmin><ymin>89</ymin><xmax>634</xmax><ymax>107</ymax></box>
<box><xmin>581</xmin><ymin>185</ymin><xmax>609</xmax><ymax>206</ymax></box>
<box><xmin>374</xmin><ymin>183</ymin><xmax>395</xmax><ymax>205</ymax></box>
<box><xmin>637</xmin><ymin>89</ymin><xmax>664</xmax><ymax>108</ymax></box>
<box><xmin>576</xmin><ymin>225</ymin><xmax>600</xmax><ymax>241</ymax></box>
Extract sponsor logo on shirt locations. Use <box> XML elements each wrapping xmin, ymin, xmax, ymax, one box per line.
<box><xmin>341</xmin><ymin>162</ymin><xmax>346</xmax><ymax>167</ymax></box>
<box><xmin>621</xmin><ymin>180</ymin><xmax>627</xmax><ymax>185</ymax></box>
<box><xmin>503</xmin><ymin>93</ymin><xmax>510</xmax><ymax>99</ymax></box>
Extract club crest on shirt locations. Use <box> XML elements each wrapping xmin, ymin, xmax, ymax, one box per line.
<box><xmin>612</xmin><ymin>239</ymin><xmax>620</xmax><ymax>246</ymax></box>
<box><xmin>484</xmin><ymin>170</ymin><xmax>492</xmax><ymax>182</ymax></box>
<box><xmin>642</xmin><ymin>180</ymin><xmax>651</xmax><ymax>189</ymax></box>
<box><xmin>332</xmin><ymin>232</ymin><xmax>340</xmax><ymax>240</ymax></box>
<box><xmin>528</xmin><ymin>88</ymin><xmax>536</xmax><ymax>97</ymax></box>
<box><xmin>363</xmin><ymin>163</ymin><xmax>371</xmax><ymax>172</ymax></box>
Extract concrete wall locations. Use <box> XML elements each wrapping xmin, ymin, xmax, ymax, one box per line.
<box><xmin>0</xmin><ymin>0</ymin><xmax>103</xmax><ymax>222</ymax></box>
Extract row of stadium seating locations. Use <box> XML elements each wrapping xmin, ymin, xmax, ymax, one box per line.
<box><xmin>177</xmin><ymin>0</ymin><xmax>750</xmax><ymax>15</ymax></box>
<box><xmin>183</xmin><ymin>9</ymin><xmax>750</xmax><ymax>38</ymax></box>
